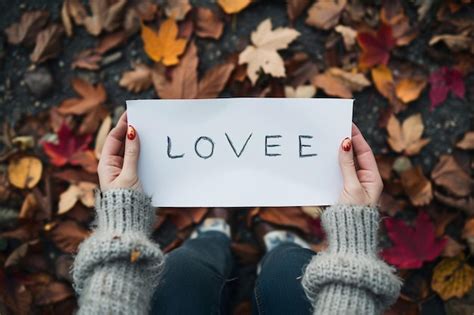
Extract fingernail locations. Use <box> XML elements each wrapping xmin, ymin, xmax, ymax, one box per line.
<box><xmin>342</xmin><ymin>137</ymin><xmax>352</xmax><ymax>152</ymax></box>
<box><xmin>127</xmin><ymin>125</ymin><xmax>136</xmax><ymax>140</ymax></box>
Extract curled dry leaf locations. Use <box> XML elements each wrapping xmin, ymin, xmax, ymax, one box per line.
<box><xmin>217</xmin><ymin>0</ymin><xmax>251</xmax><ymax>14</ymax></box>
<box><xmin>238</xmin><ymin>19</ymin><xmax>300</xmax><ymax>85</ymax></box>
<box><xmin>305</xmin><ymin>0</ymin><xmax>347</xmax><ymax>30</ymax></box>
<box><xmin>335</xmin><ymin>25</ymin><xmax>357</xmax><ymax>50</ymax></box>
<box><xmin>61</xmin><ymin>0</ymin><xmax>87</xmax><ymax>36</ymax></box>
<box><xmin>386</xmin><ymin>114</ymin><xmax>430</xmax><ymax>156</ymax></box>
<box><xmin>58</xmin><ymin>78</ymin><xmax>106</xmax><ymax>115</ymax></box>
<box><xmin>5</xmin><ymin>10</ymin><xmax>49</xmax><ymax>46</ymax></box>
<box><xmin>165</xmin><ymin>0</ymin><xmax>192</xmax><ymax>21</ymax></box>
<box><xmin>328</xmin><ymin>67</ymin><xmax>370</xmax><ymax>92</ymax></box>
<box><xmin>432</xmin><ymin>155</ymin><xmax>471</xmax><ymax>197</ymax></box>
<box><xmin>195</xmin><ymin>7</ymin><xmax>224</xmax><ymax>40</ymax></box>
<box><xmin>8</xmin><ymin>156</ymin><xmax>43</xmax><ymax>189</ymax></box>
<box><xmin>429</xmin><ymin>31</ymin><xmax>473</xmax><ymax>52</ymax></box>
<box><xmin>287</xmin><ymin>0</ymin><xmax>311</xmax><ymax>22</ymax></box>
<box><xmin>30</xmin><ymin>24</ymin><xmax>64</xmax><ymax>64</ymax></box>
<box><xmin>119</xmin><ymin>63</ymin><xmax>152</xmax><ymax>93</ymax></box>
<box><xmin>457</xmin><ymin>131</ymin><xmax>474</xmax><ymax>150</ymax></box>
<box><xmin>284</xmin><ymin>85</ymin><xmax>316</xmax><ymax>98</ymax></box>
<box><xmin>432</xmin><ymin>254</ymin><xmax>474</xmax><ymax>300</ymax></box>
<box><xmin>400</xmin><ymin>165</ymin><xmax>433</xmax><ymax>206</ymax></box>
<box><xmin>94</xmin><ymin>115</ymin><xmax>112</xmax><ymax>159</ymax></box>
<box><xmin>141</xmin><ymin>18</ymin><xmax>187</xmax><ymax>66</ymax></box>
<box><xmin>83</xmin><ymin>0</ymin><xmax>127</xmax><ymax>36</ymax></box>
<box><xmin>58</xmin><ymin>181</ymin><xmax>97</xmax><ymax>215</ymax></box>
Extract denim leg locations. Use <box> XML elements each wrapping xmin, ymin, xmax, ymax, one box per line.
<box><xmin>150</xmin><ymin>231</ymin><xmax>234</xmax><ymax>315</ymax></box>
<box><xmin>252</xmin><ymin>243</ymin><xmax>314</xmax><ymax>315</ymax></box>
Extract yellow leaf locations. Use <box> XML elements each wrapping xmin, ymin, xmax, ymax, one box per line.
<box><xmin>395</xmin><ymin>78</ymin><xmax>427</xmax><ymax>103</ymax></box>
<box><xmin>130</xmin><ymin>248</ymin><xmax>141</xmax><ymax>263</ymax></box>
<box><xmin>386</xmin><ymin>114</ymin><xmax>430</xmax><ymax>156</ymax></box>
<box><xmin>371</xmin><ymin>65</ymin><xmax>394</xmax><ymax>99</ymax></box>
<box><xmin>8</xmin><ymin>156</ymin><xmax>42</xmax><ymax>189</ymax></box>
<box><xmin>432</xmin><ymin>254</ymin><xmax>474</xmax><ymax>300</ymax></box>
<box><xmin>141</xmin><ymin>19</ymin><xmax>187</xmax><ymax>66</ymax></box>
<box><xmin>218</xmin><ymin>0</ymin><xmax>251</xmax><ymax>14</ymax></box>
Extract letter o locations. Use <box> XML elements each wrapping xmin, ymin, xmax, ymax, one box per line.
<box><xmin>194</xmin><ymin>136</ymin><xmax>215</xmax><ymax>159</ymax></box>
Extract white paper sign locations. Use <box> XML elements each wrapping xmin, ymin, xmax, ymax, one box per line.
<box><xmin>127</xmin><ymin>98</ymin><xmax>353</xmax><ymax>207</ymax></box>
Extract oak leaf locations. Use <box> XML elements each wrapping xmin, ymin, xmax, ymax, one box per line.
<box><xmin>284</xmin><ymin>85</ymin><xmax>316</xmax><ymax>98</ymax></box>
<box><xmin>432</xmin><ymin>254</ymin><xmax>474</xmax><ymax>300</ymax></box>
<box><xmin>305</xmin><ymin>0</ymin><xmax>346</xmax><ymax>30</ymax></box>
<box><xmin>119</xmin><ymin>63</ymin><xmax>152</xmax><ymax>93</ymax></box>
<box><xmin>141</xmin><ymin>18</ymin><xmax>187</xmax><ymax>66</ymax></box>
<box><xmin>400</xmin><ymin>166</ymin><xmax>433</xmax><ymax>206</ymax></box>
<box><xmin>58</xmin><ymin>78</ymin><xmax>106</xmax><ymax>115</ymax></box>
<box><xmin>5</xmin><ymin>10</ymin><xmax>49</xmax><ymax>46</ymax></box>
<box><xmin>195</xmin><ymin>7</ymin><xmax>224</xmax><ymax>40</ymax></box>
<box><xmin>429</xmin><ymin>67</ymin><xmax>465</xmax><ymax>110</ymax></box>
<box><xmin>165</xmin><ymin>0</ymin><xmax>191</xmax><ymax>21</ymax></box>
<box><xmin>8</xmin><ymin>156</ymin><xmax>43</xmax><ymax>189</ymax></box>
<box><xmin>30</xmin><ymin>24</ymin><xmax>64</xmax><ymax>64</ymax></box>
<box><xmin>386</xmin><ymin>114</ymin><xmax>430</xmax><ymax>155</ymax></box>
<box><xmin>217</xmin><ymin>0</ymin><xmax>251</xmax><ymax>14</ymax></box>
<box><xmin>432</xmin><ymin>155</ymin><xmax>471</xmax><ymax>197</ymax></box>
<box><xmin>381</xmin><ymin>211</ymin><xmax>446</xmax><ymax>269</ymax></box>
<box><xmin>239</xmin><ymin>19</ymin><xmax>300</xmax><ymax>85</ymax></box>
<box><xmin>357</xmin><ymin>23</ymin><xmax>395</xmax><ymax>69</ymax></box>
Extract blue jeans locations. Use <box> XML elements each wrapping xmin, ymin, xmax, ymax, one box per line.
<box><xmin>150</xmin><ymin>231</ymin><xmax>314</xmax><ymax>315</ymax></box>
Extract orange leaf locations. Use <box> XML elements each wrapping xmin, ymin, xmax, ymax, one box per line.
<box><xmin>141</xmin><ymin>18</ymin><xmax>187</xmax><ymax>66</ymax></box>
<box><xmin>58</xmin><ymin>78</ymin><xmax>106</xmax><ymax>115</ymax></box>
<box><xmin>218</xmin><ymin>0</ymin><xmax>251</xmax><ymax>14</ymax></box>
<box><xmin>395</xmin><ymin>78</ymin><xmax>427</xmax><ymax>103</ymax></box>
<box><xmin>400</xmin><ymin>166</ymin><xmax>433</xmax><ymax>206</ymax></box>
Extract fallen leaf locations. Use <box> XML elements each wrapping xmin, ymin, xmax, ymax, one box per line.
<box><xmin>457</xmin><ymin>132</ymin><xmax>474</xmax><ymax>150</ymax></box>
<box><xmin>395</xmin><ymin>78</ymin><xmax>427</xmax><ymax>103</ymax></box>
<box><xmin>429</xmin><ymin>31</ymin><xmax>473</xmax><ymax>52</ymax></box>
<box><xmin>463</xmin><ymin>218</ymin><xmax>474</xmax><ymax>254</ymax></box>
<box><xmin>94</xmin><ymin>115</ymin><xmax>112</xmax><ymax>159</ymax></box>
<box><xmin>429</xmin><ymin>67</ymin><xmax>465</xmax><ymax>110</ymax></box>
<box><xmin>238</xmin><ymin>19</ymin><xmax>300</xmax><ymax>85</ymax></box>
<box><xmin>432</xmin><ymin>254</ymin><xmax>474</xmax><ymax>300</ymax></box>
<box><xmin>313</xmin><ymin>71</ymin><xmax>351</xmax><ymax>98</ymax></box>
<box><xmin>58</xmin><ymin>181</ymin><xmax>97</xmax><ymax>215</ymax></box>
<box><xmin>231</xmin><ymin>242</ymin><xmax>261</xmax><ymax>264</ymax></box>
<box><xmin>371</xmin><ymin>65</ymin><xmax>407</xmax><ymax>112</ymax></box>
<box><xmin>197</xmin><ymin>62</ymin><xmax>235</xmax><ymax>98</ymax></box>
<box><xmin>284</xmin><ymin>85</ymin><xmax>316</xmax><ymax>98</ymax></box>
<box><xmin>335</xmin><ymin>24</ymin><xmax>357</xmax><ymax>50</ymax></box>
<box><xmin>58</xmin><ymin>78</ymin><xmax>106</xmax><ymax>115</ymax></box>
<box><xmin>119</xmin><ymin>63</ymin><xmax>152</xmax><ymax>93</ymax></box>
<box><xmin>33</xmin><ymin>281</ymin><xmax>74</xmax><ymax>305</ymax></box>
<box><xmin>161</xmin><ymin>207</ymin><xmax>208</xmax><ymax>230</ymax></box>
<box><xmin>165</xmin><ymin>0</ymin><xmax>191</xmax><ymax>21</ymax></box>
<box><xmin>357</xmin><ymin>23</ymin><xmax>395</xmax><ymax>69</ymax></box>
<box><xmin>400</xmin><ymin>166</ymin><xmax>433</xmax><ymax>206</ymax></box>
<box><xmin>19</xmin><ymin>193</ymin><xmax>38</xmax><ymax>219</ymax></box>
<box><xmin>5</xmin><ymin>10</ymin><xmax>49</xmax><ymax>46</ymax></box>
<box><xmin>30</xmin><ymin>24</ymin><xmax>64</xmax><ymax>64</ymax></box>
<box><xmin>217</xmin><ymin>0</ymin><xmax>251</xmax><ymax>14</ymax></box>
<box><xmin>381</xmin><ymin>211</ymin><xmax>446</xmax><ymax>269</ymax></box>
<box><xmin>83</xmin><ymin>0</ymin><xmax>127</xmax><ymax>36</ymax></box>
<box><xmin>380</xmin><ymin>0</ymin><xmax>417</xmax><ymax>46</ymax></box>
<box><xmin>441</xmin><ymin>236</ymin><xmax>465</xmax><ymax>258</ymax></box>
<box><xmin>61</xmin><ymin>0</ymin><xmax>87</xmax><ymax>36</ymax></box>
<box><xmin>249</xmin><ymin>207</ymin><xmax>313</xmax><ymax>235</ymax></box>
<box><xmin>8</xmin><ymin>156</ymin><xmax>43</xmax><ymax>189</ymax></box>
<box><xmin>328</xmin><ymin>67</ymin><xmax>371</xmax><ymax>92</ymax></box>
<box><xmin>435</xmin><ymin>191</ymin><xmax>474</xmax><ymax>216</ymax></box>
<box><xmin>69</xmin><ymin>150</ymin><xmax>98</xmax><ymax>174</ymax></box>
<box><xmin>195</xmin><ymin>7</ymin><xmax>224</xmax><ymax>40</ymax></box>
<box><xmin>48</xmin><ymin>220</ymin><xmax>90</xmax><ymax>253</ymax></box>
<box><xmin>386</xmin><ymin>114</ymin><xmax>430</xmax><ymax>155</ymax></box>
<box><xmin>141</xmin><ymin>18</ymin><xmax>187</xmax><ymax>66</ymax></box>
<box><xmin>287</xmin><ymin>0</ymin><xmax>311</xmax><ymax>22</ymax></box>
<box><xmin>305</xmin><ymin>0</ymin><xmax>347</xmax><ymax>30</ymax></box>
<box><xmin>432</xmin><ymin>155</ymin><xmax>471</xmax><ymax>197</ymax></box>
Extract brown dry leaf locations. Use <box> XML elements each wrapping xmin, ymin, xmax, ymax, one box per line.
<box><xmin>328</xmin><ymin>68</ymin><xmax>371</xmax><ymax>92</ymax></box>
<box><xmin>141</xmin><ymin>18</ymin><xmax>187</xmax><ymax>66</ymax></box>
<box><xmin>119</xmin><ymin>63</ymin><xmax>152</xmax><ymax>93</ymax></box>
<box><xmin>165</xmin><ymin>0</ymin><xmax>192</xmax><ymax>21</ymax></box>
<box><xmin>435</xmin><ymin>191</ymin><xmax>474</xmax><ymax>216</ymax></box>
<box><xmin>432</xmin><ymin>254</ymin><xmax>474</xmax><ymax>300</ymax></box>
<box><xmin>195</xmin><ymin>7</ymin><xmax>224</xmax><ymax>40</ymax></box>
<box><xmin>8</xmin><ymin>156</ymin><xmax>43</xmax><ymax>189</ymax></box>
<box><xmin>238</xmin><ymin>19</ymin><xmax>300</xmax><ymax>85</ymax></box>
<box><xmin>5</xmin><ymin>10</ymin><xmax>49</xmax><ymax>46</ymax></box>
<box><xmin>61</xmin><ymin>0</ymin><xmax>87</xmax><ymax>36</ymax></box>
<box><xmin>386</xmin><ymin>114</ymin><xmax>430</xmax><ymax>155</ymax></box>
<box><xmin>130</xmin><ymin>248</ymin><xmax>141</xmax><ymax>263</ymax></box>
<box><xmin>49</xmin><ymin>220</ymin><xmax>91</xmax><ymax>253</ymax></box>
<box><xmin>19</xmin><ymin>193</ymin><xmax>38</xmax><ymax>219</ymax></box>
<box><xmin>58</xmin><ymin>181</ymin><xmax>97</xmax><ymax>214</ymax></box>
<box><xmin>30</xmin><ymin>24</ymin><xmax>64</xmax><ymax>64</ymax></box>
<box><xmin>305</xmin><ymin>0</ymin><xmax>347</xmax><ymax>30</ymax></box>
<box><xmin>83</xmin><ymin>0</ymin><xmax>127</xmax><ymax>36</ymax></box>
<box><xmin>463</xmin><ymin>218</ymin><xmax>474</xmax><ymax>254</ymax></box>
<box><xmin>71</xmin><ymin>49</ymin><xmax>102</xmax><ymax>70</ymax></box>
<box><xmin>217</xmin><ymin>0</ymin><xmax>251</xmax><ymax>14</ymax></box>
<box><xmin>284</xmin><ymin>85</ymin><xmax>316</xmax><ymax>98</ymax></box>
<box><xmin>58</xmin><ymin>78</ymin><xmax>106</xmax><ymax>115</ymax></box>
<box><xmin>5</xmin><ymin>241</ymin><xmax>31</xmax><ymax>268</ymax></box>
<box><xmin>79</xmin><ymin>105</ymin><xmax>109</xmax><ymax>135</ymax></box>
<box><xmin>441</xmin><ymin>236</ymin><xmax>465</xmax><ymax>258</ymax></box>
<box><xmin>197</xmin><ymin>62</ymin><xmax>235</xmax><ymax>98</ymax></box>
<box><xmin>457</xmin><ymin>131</ymin><xmax>474</xmax><ymax>150</ymax></box>
<box><xmin>94</xmin><ymin>115</ymin><xmax>112</xmax><ymax>159</ymax></box>
<box><xmin>380</xmin><ymin>0</ymin><xmax>417</xmax><ymax>46</ymax></box>
<box><xmin>371</xmin><ymin>65</ymin><xmax>406</xmax><ymax>112</ymax></box>
<box><xmin>312</xmin><ymin>71</ymin><xmax>351</xmax><ymax>98</ymax></box>
<box><xmin>395</xmin><ymin>78</ymin><xmax>427</xmax><ymax>103</ymax></box>
<box><xmin>231</xmin><ymin>242</ymin><xmax>261</xmax><ymax>264</ymax></box>
<box><xmin>162</xmin><ymin>207</ymin><xmax>208</xmax><ymax>230</ymax></box>
<box><xmin>70</xmin><ymin>150</ymin><xmax>99</xmax><ymax>174</ymax></box>
<box><xmin>287</xmin><ymin>0</ymin><xmax>311</xmax><ymax>22</ymax></box>
<box><xmin>429</xmin><ymin>31</ymin><xmax>473</xmax><ymax>52</ymax></box>
<box><xmin>400</xmin><ymin>166</ymin><xmax>433</xmax><ymax>206</ymax></box>
<box><xmin>432</xmin><ymin>155</ymin><xmax>471</xmax><ymax>197</ymax></box>
<box><xmin>33</xmin><ymin>281</ymin><xmax>74</xmax><ymax>305</ymax></box>
<box><xmin>251</xmin><ymin>207</ymin><xmax>313</xmax><ymax>235</ymax></box>
<box><xmin>335</xmin><ymin>24</ymin><xmax>357</xmax><ymax>50</ymax></box>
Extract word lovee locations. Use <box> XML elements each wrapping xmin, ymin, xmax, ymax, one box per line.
<box><xmin>166</xmin><ymin>133</ymin><xmax>318</xmax><ymax>159</ymax></box>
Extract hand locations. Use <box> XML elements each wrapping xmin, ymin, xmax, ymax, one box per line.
<box><xmin>337</xmin><ymin>123</ymin><xmax>383</xmax><ymax>206</ymax></box>
<box><xmin>98</xmin><ymin>112</ymin><xmax>142</xmax><ymax>192</ymax></box>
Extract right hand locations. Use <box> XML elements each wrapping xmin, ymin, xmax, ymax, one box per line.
<box><xmin>98</xmin><ymin>112</ymin><xmax>142</xmax><ymax>192</ymax></box>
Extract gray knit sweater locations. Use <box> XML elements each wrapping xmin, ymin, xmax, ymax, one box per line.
<box><xmin>72</xmin><ymin>189</ymin><xmax>401</xmax><ymax>315</ymax></box>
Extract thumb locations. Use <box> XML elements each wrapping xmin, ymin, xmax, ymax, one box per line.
<box><xmin>338</xmin><ymin>137</ymin><xmax>359</xmax><ymax>189</ymax></box>
<box><xmin>121</xmin><ymin>124</ymin><xmax>140</xmax><ymax>179</ymax></box>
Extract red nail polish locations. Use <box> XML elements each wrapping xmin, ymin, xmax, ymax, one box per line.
<box><xmin>127</xmin><ymin>125</ymin><xmax>136</xmax><ymax>140</ymax></box>
<box><xmin>342</xmin><ymin>138</ymin><xmax>351</xmax><ymax>151</ymax></box>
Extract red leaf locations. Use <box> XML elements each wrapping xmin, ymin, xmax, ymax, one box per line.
<box><xmin>357</xmin><ymin>23</ymin><xmax>395</xmax><ymax>69</ymax></box>
<box><xmin>381</xmin><ymin>211</ymin><xmax>447</xmax><ymax>269</ymax></box>
<box><xmin>429</xmin><ymin>67</ymin><xmax>465</xmax><ymax>110</ymax></box>
<box><xmin>42</xmin><ymin>123</ymin><xmax>92</xmax><ymax>167</ymax></box>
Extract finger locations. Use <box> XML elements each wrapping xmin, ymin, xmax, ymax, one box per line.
<box><xmin>339</xmin><ymin>137</ymin><xmax>359</xmax><ymax>189</ymax></box>
<box><xmin>121</xmin><ymin>124</ymin><xmax>140</xmax><ymax>179</ymax></box>
<box><xmin>351</xmin><ymin>123</ymin><xmax>378</xmax><ymax>173</ymax></box>
<box><xmin>101</xmin><ymin>112</ymin><xmax>128</xmax><ymax>158</ymax></box>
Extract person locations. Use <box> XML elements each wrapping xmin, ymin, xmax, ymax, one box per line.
<box><xmin>72</xmin><ymin>112</ymin><xmax>402</xmax><ymax>315</ymax></box>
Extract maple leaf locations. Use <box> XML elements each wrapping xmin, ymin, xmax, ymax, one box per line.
<box><xmin>357</xmin><ymin>23</ymin><xmax>395</xmax><ymax>69</ymax></box>
<box><xmin>381</xmin><ymin>211</ymin><xmax>447</xmax><ymax>269</ymax></box>
<box><xmin>429</xmin><ymin>67</ymin><xmax>465</xmax><ymax>110</ymax></box>
<box><xmin>386</xmin><ymin>114</ymin><xmax>430</xmax><ymax>155</ymax></box>
<box><xmin>305</xmin><ymin>0</ymin><xmax>347</xmax><ymax>30</ymax></box>
<box><xmin>141</xmin><ymin>18</ymin><xmax>187</xmax><ymax>66</ymax></box>
<box><xmin>58</xmin><ymin>78</ymin><xmax>106</xmax><ymax>116</ymax></box>
<box><xmin>239</xmin><ymin>19</ymin><xmax>300</xmax><ymax>85</ymax></box>
<box><xmin>218</xmin><ymin>0</ymin><xmax>251</xmax><ymax>14</ymax></box>
<box><xmin>119</xmin><ymin>63</ymin><xmax>152</xmax><ymax>93</ymax></box>
<box><xmin>42</xmin><ymin>123</ymin><xmax>92</xmax><ymax>167</ymax></box>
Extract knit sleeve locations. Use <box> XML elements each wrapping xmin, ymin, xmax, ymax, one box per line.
<box><xmin>72</xmin><ymin>189</ymin><xmax>165</xmax><ymax>315</ymax></box>
<box><xmin>301</xmin><ymin>205</ymin><xmax>402</xmax><ymax>315</ymax></box>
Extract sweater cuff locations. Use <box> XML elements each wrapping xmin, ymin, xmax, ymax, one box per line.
<box><xmin>322</xmin><ymin>204</ymin><xmax>379</xmax><ymax>256</ymax></box>
<box><xmin>95</xmin><ymin>189</ymin><xmax>155</xmax><ymax>235</ymax></box>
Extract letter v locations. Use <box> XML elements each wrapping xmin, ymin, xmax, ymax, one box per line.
<box><xmin>225</xmin><ymin>133</ymin><xmax>253</xmax><ymax>158</ymax></box>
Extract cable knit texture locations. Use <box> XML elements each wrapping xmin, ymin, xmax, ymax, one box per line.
<box><xmin>72</xmin><ymin>189</ymin><xmax>165</xmax><ymax>315</ymax></box>
<box><xmin>302</xmin><ymin>204</ymin><xmax>402</xmax><ymax>315</ymax></box>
